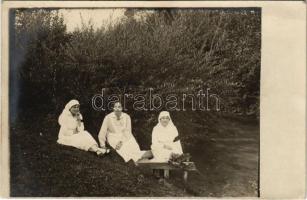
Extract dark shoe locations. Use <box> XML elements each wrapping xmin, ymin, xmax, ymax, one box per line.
<box><xmin>127</xmin><ymin>159</ymin><xmax>137</xmax><ymax>167</ymax></box>
<box><xmin>96</xmin><ymin>150</ymin><xmax>105</xmax><ymax>157</ymax></box>
<box><xmin>141</xmin><ymin>150</ymin><xmax>153</xmax><ymax>159</ymax></box>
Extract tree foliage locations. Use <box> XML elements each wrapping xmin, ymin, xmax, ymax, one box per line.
<box><xmin>11</xmin><ymin>8</ymin><xmax>260</xmax><ymax>142</ymax></box>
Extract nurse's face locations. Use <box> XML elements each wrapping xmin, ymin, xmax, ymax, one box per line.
<box><xmin>160</xmin><ymin>116</ymin><xmax>170</xmax><ymax>127</ymax></box>
<box><xmin>70</xmin><ymin>104</ymin><xmax>80</xmax><ymax>115</ymax></box>
<box><xmin>113</xmin><ymin>102</ymin><xmax>123</xmax><ymax>116</ymax></box>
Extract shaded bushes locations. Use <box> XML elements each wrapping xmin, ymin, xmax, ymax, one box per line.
<box><xmin>11</xmin><ymin>8</ymin><xmax>260</xmax><ymax>143</ymax></box>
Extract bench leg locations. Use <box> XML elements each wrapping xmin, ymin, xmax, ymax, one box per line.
<box><xmin>164</xmin><ymin>169</ymin><xmax>170</xmax><ymax>179</ymax></box>
<box><xmin>153</xmin><ymin>169</ymin><xmax>161</xmax><ymax>178</ymax></box>
<box><xmin>183</xmin><ymin>171</ymin><xmax>188</xmax><ymax>183</ymax></box>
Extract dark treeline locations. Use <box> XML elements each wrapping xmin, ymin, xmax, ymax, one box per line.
<box><xmin>10</xmin><ymin>8</ymin><xmax>260</xmax><ymax>148</ymax></box>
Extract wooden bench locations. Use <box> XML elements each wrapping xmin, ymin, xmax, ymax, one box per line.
<box><xmin>137</xmin><ymin>159</ymin><xmax>197</xmax><ymax>183</ymax></box>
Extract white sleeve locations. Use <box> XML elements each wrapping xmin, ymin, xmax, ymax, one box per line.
<box><xmin>58</xmin><ymin>114</ymin><xmax>76</xmax><ymax>136</ymax></box>
<box><xmin>173</xmin><ymin>126</ymin><xmax>179</xmax><ymax>138</ymax></box>
<box><xmin>126</xmin><ymin>114</ymin><xmax>132</xmax><ymax>133</ymax></box>
<box><xmin>77</xmin><ymin>122</ymin><xmax>85</xmax><ymax>132</ymax></box>
<box><xmin>98</xmin><ymin>116</ymin><xmax>108</xmax><ymax>147</ymax></box>
<box><xmin>151</xmin><ymin>127</ymin><xmax>164</xmax><ymax>150</ymax></box>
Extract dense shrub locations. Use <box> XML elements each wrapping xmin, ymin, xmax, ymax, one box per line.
<box><xmin>11</xmin><ymin>8</ymin><xmax>260</xmax><ymax>144</ymax></box>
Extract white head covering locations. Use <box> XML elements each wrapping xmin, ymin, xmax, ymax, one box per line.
<box><xmin>153</xmin><ymin>111</ymin><xmax>178</xmax><ymax>142</ymax></box>
<box><xmin>156</xmin><ymin>111</ymin><xmax>176</xmax><ymax>131</ymax></box>
<box><xmin>158</xmin><ymin>111</ymin><xmax>174</xmax><ymax>126</ymax></box>
<box><xmin>65</xmin><ymin>99</ymin><xmax>80</xmax><ymax>111</ymax></box>
<box><xmin>58</xmin><ymin>99</ymin><xmax>82</xmax><ymax>126</ymax></box>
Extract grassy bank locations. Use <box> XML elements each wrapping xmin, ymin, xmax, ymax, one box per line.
<box><xmin>10</xmin><ymin>112</ymin><xmax>259</xmax><ymax>197</ymax></box>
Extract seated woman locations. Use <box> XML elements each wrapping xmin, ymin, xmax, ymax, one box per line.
<box><xmin>98</xmin><ymin>101</ymin><xmax>147</xmax><ymax>163</ymax></box>
<box><xmin>151</xmin><ymin>111</ymin><xmax>183</xmax><ymax>162</ymax></box>
<box><xmin>57</xmin><ymin>99</ymin><xmax>108</xmax><ymax>156</ymax></box>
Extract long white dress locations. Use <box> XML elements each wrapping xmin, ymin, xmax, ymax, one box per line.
<box><xmin>151</xmin><ymin>112</ymin><xmax>183</xmax><ymax>162</ymax></box>
<box><xmin>98</xmin><ymin>112</ymin><xmax>144</xmax><ymax>162</ymax></box>
<box><xmin>57</xmin><ymin>101</ymin><xmax>98</xmax><ymax>151</ymax></box>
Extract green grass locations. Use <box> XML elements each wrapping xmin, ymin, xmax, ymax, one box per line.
<box><xmin>10</xmin><ymin>112</ymin><xmax>259</xmax><ymax>197</ymax></box>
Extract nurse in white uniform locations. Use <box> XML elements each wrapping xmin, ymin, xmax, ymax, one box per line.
<box><xmin>57</xmin><ymin>99</ymin><xmax>107</xmax><ymax>156</ymax></box>
<box><xmin>98</xmin><ymin>102</ymin><xmax>145</xmax><ymax>163</ymax></box>
<box><xmin>151</xmin><ymin>111</ymin><xmax>183</xmax><ymax>162</ymax></box>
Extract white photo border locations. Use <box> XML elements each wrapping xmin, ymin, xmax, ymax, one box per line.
<box><xmin>1</xmin><ymin>1</ymin><xmax>306</xmax><ymax>198</ymax></box>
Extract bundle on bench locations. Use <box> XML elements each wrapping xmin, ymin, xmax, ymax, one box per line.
<box><xmin>137</xmin><ymin>159</ymin><xmax>197</xmax><ymax>183</ymax></box>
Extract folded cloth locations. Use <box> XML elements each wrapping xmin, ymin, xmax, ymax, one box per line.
<box><xmin>168</xmin><ymin>153</ymin><xmax>192</xmax><ymax>169</ymax></box>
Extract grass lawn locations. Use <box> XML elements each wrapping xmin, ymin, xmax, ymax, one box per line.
<box><xmin>10</xmin><ymin>112</ymin><xmax>259</xmax><ymax>197</ymax></box>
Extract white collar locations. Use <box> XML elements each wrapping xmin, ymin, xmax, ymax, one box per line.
<box><xmin>111</xmin><ymin>112</ymin><xmax>124</xmax><ymax>119</ymax></box>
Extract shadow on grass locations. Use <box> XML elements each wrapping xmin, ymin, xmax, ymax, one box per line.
<box><xmin>10</xmin><ymin>112</ymin><xmax>259</xmax><ymax>197</ymax></box>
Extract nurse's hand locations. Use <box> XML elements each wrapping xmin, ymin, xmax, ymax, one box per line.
<box><xmin>115</xmin><ymin>141</ymin><xmax>123</xmax><ymax>150</ymax></box>
<box><xmin>164</xmin><ymin>144</ymin><xmax>173</xmax><ymax>150</ymax></box>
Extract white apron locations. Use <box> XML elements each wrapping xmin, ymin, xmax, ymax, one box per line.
<box><xmin>99</xmin><ymin>112</ymin><xmax>144</xmax><ymax>162</ymax></box>
<box><xmin>151</xmin><ymin>141</ymin><xmax>183</xmax><ymax>162</ymax></box>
